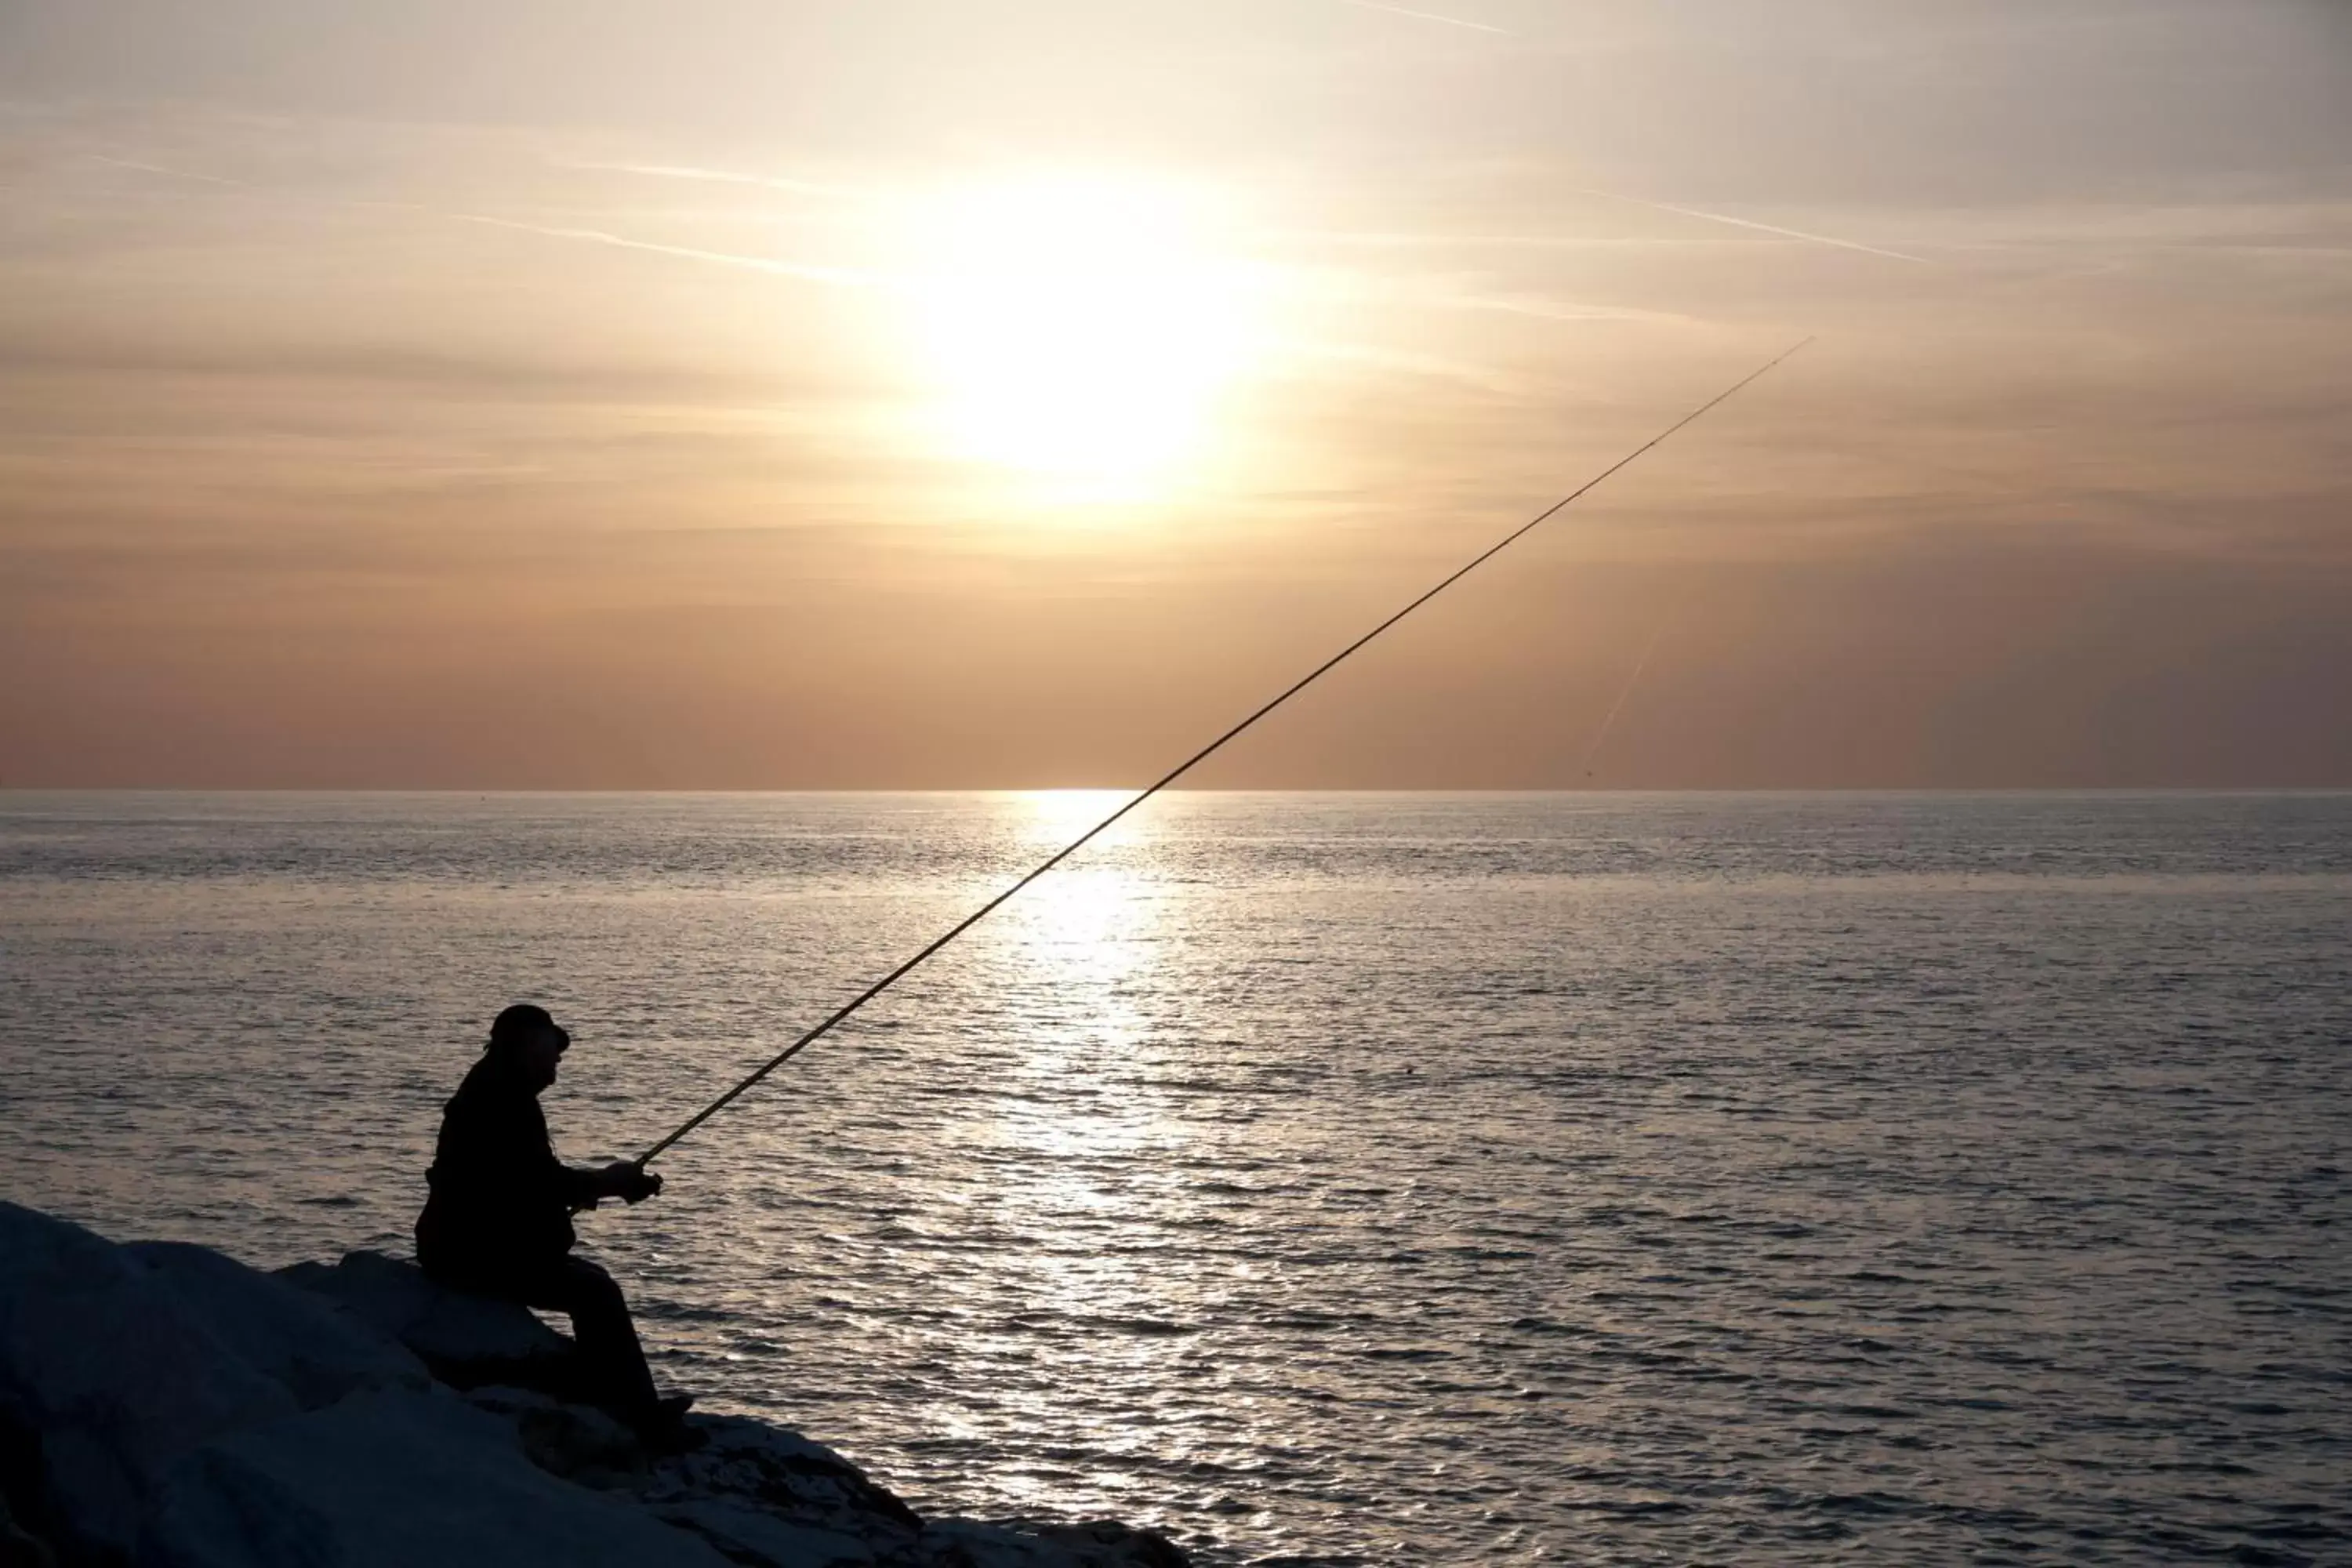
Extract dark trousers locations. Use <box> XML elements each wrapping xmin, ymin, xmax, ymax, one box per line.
<box><xmin>433</xmin><ymin>1251</ymin><xmax>660</xmax><ymax>1420</ymax></box>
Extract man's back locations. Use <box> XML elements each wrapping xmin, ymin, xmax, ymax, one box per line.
<box><xmin>416</xmin><ymin>1052</ymin><xmax>586</xmax><ymax>1277</ymax></box>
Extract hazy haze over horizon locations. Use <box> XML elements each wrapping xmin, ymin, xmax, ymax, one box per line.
<box><xmin>4</xmin><ymin>0</ymin><xmax>2347</xmax><ymax>789</ymax></box>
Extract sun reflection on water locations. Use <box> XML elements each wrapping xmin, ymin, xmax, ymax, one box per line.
<box><xmin>880</xmin><ymin>796</ymin><xmax>1206</xmax><ymax>1514</ymax></box>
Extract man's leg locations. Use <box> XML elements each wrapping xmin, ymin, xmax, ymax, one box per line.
<box><xmin>520</xmin><ymin>1255</ymin><xmax>662</xmax><ymax>1421</ymax></box>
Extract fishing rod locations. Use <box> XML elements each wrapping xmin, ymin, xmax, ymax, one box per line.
<box><xmin>637</xmin><ymin>337</ymin><xmax>1811</xmax><ymax>1167</ymax></box>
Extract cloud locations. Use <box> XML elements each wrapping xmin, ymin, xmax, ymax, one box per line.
<box><xmin>1330</xmin><ymin>0</ymin><xmax>1512</xmax><ymax>36</ymax></box>
<box><xmin>443</xmin><ymin>212</ymin><xmax>869</xmax><ymax>286</ymax></box>
<box><xmin>1</xmin><ymin>19</ymin><xmax>2345</xmax><ymax>786</ymax></box>
<box><xmin>561</xmin><ymin>160</ymin><xmax>864</xmax><ymax>201</ymax></box>
<box><xmin>1567</xmin><ymin>187</ymin><xmax>1933</xmax><ymax>267</ymax></box>
<box><xmin>86</xmin><ymin>151</ymin><xmax>243</xmax><ymax>185</ymax></box>
<box><xmin>79</xmin><ymin>150</ymin><xmax>873</xmax><ymax>287</ymax></box>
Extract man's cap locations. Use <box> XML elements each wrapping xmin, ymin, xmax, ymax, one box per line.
<box><xmin>490</xmin><ymin>1003</ymin><xmax>569</xmax><ymax>1052</ymax></box>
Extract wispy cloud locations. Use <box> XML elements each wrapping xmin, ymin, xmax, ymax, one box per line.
<box><xmin>1455</xmin><ymin>293</ymin><xmax>1716</xmax><ymax>330</ymax></box>
<box><xmin>561</xmin><ymin>161</ymin><xmax>865</xmax><ymax>202</ymax></box>
<box><xmin>84</xmin><ymin>152</ymin><xmax>870</xmax><ymax>287</ymax></box>
<box><xmin>1333</xmin><ymin>0</ymin><xmax>1512</xmax><ymax>37</ymax></box>
<box><xmin>447</xmin><ymin>214</ymin><xmax>869</xmax><ymax>286</ymax></box>
<box><xmin>1570</xmin><ymin>186</ymin><xmax>1933</xmax><ymax>267</ymax></box>
<box><xmin>88</xmin><ymin>153</ymin><xmax>245</xmax><ymax>187</ymax></box>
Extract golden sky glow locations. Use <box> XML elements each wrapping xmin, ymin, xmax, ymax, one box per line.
<box><xmin>1</xmin><ymin>0</ymin><xmax>2347</xmax><ymax>786</ymax></box>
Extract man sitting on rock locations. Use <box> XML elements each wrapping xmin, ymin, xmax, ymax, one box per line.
<box><xmin>416</xmin><ymin>1004</ymin><xmax>691</xmax><ymax>1443</ymax></box>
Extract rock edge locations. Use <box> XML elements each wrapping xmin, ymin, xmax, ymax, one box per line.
<box><xmin>0</xmin><ymin>1203</ymin><xmax>1190</xmax><ymax>1568</ymax></box>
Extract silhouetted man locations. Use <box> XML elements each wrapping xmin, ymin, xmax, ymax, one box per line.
<box><xmin>416</xmin><ymin>1004</ymin><xmax>688</xmax><ymax>1439</ymax></box>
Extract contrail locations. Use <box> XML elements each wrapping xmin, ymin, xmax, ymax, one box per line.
<box><xmin>561</xmin><ymin>161</ymin><xmax>861</xmax><ymax>201</ymax></box>
<box><xmin>1334</xmin><ymin>0</ymin><xmax>1512</xmax><ymax>35</ymax></box>
<box><xmin>1287</xmin><ymin>24</ymin><xmax>1922</xmax><ymax>262</ymax></box>
<box><xmin>1571</xmin><ymin>185</ymin><xmax>1930</xmax><ymax>266</ymax></box>
<box><xmin>1460</xmin><ymin>292</ymin><xmax>1714</xmax><ymax>330</ymax></box>
<box><xmin>88</xmin><ymin>153</ymin><xmax>245</xmax><ymax>187</ymax></box>
<box><xmin>1577</xmin><ymin>616</ymin><xmax>1669</xmax><ymax>778</ymax></box>
<box><xmin>85</xmin><ymin>153</ymin><xmax>867</xmax><ymax>287</ymax></box>
<box><xmin>448</xmin><ymin>214</ymin><xmax>869</xmax><ymax>286</ymax></box>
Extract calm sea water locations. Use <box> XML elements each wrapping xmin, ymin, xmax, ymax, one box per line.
<box><xmin>4</xmin><ymin>792</ymin><xmax>2348</xmax><ymax>1565</ymax></box>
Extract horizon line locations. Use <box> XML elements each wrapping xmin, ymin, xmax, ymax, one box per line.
<box><xmin>5</xmin><ymin>786</ymin><xmax>2349</xmax><ymax>798</ymax></box>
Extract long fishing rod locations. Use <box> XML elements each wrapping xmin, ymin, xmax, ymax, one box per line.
<box><xmin>637</xmin><ymin>337</ymin><xmax>1810</xmax><ymax>1166</ymax></box>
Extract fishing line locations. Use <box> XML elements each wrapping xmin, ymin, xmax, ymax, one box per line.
<box><xmin>637</xmin><ymin>336</ymin><xmax>1811</xmax><ymax>1166</ymax></box>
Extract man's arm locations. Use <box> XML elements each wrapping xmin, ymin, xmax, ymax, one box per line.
<box><xmin>564</xmin><ymin>1160</ymin><xmax>663</xmax><ymax>1209</ymax></box>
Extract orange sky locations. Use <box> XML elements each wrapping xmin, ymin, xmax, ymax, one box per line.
<box><xmin>2</xmin><ymin>0</ymin><xmax>2348</xmax><ymax>787</ymax></box>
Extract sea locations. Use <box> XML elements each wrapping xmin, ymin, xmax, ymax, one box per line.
<box><xmin>3</xmin><ymin>791</ymin><xmax>2347</xmax><ymax>1565</ymax></box>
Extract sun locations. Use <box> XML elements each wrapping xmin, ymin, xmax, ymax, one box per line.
<box><xmin>896</xmin><ymin>176</ymin><xmax>1258</xmax><ymax>495</ymax></box>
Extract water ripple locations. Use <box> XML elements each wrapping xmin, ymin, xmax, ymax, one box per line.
<box><xmin>5</xmin><ymin>790</ymin><xmax>2349</xmax><ymax>1565</ymax></box>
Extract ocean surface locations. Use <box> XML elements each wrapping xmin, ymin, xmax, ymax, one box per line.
<box><xmin>4</xmin><ymin>791</ymin><xmax>2348</xmax><ymax>1565</ymax></box>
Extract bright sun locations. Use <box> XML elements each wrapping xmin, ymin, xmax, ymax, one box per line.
<box><xmin>898</xmin><ymin>177</ymin><xmax>1258</xmax><ymax>495</ymax></box>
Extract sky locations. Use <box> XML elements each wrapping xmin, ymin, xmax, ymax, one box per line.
<box><xmin>2</xmin><ymin>0</ymin><xmax>2347</xmax><ymax>788</ymax></box>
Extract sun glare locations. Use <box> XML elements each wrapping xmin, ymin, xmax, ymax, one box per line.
<box><xmin>898</xmin><ymin>178</ymin><xmax>1258</xmax><ymax>496</ymax></box>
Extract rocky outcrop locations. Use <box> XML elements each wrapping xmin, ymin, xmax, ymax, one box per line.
<box><xmin>0</xmin><ymin>1204</ymin><xmax>1191</xmax><ymax>1568</ymax></box>
<box><xmin>274</xmin><ymin>1251</ymin><xmax>577</xmax><ymax>1396</ymax></box>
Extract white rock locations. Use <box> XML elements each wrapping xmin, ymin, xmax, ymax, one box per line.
<box><xmin>655</xmin><ymin>1499</ymin><xmax>880</xmax><ymax>1567</ymax></box>
<box><xmin>5</xmin><ymin>1208</ymin><xmax>1194</xmax><ymax>1568</ymax></box>
<box><xmin>0</xmin><ymin>1204</ymin><xmax>296</xmax><ymax>1562</ymax></box>
<box><xmin>137</xmin><ymin>1387</ymin><xmax>730</xmax><ymax>1568</ymax></box>
<box><xmin>125</xmin><ymin>1242</ymin><xmax>428</xmax><ymax>1410</ymax></box>
<box><xmin>277</xmin><ymin>1251</ymin><xmax>572</xmax><ymax>1377</ymax></box>
<box><xmin>644</xmin><ymin>1414</ymin><xmax>925</xmax><ymax>1541</ymax></box>
<box><xmin>462</xmin><ymin>1385</ymin><xmax>645</xmax><ymax>1486</ymax></box>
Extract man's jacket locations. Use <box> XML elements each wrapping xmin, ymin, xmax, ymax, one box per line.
<box><xmin>415</xmin><ymin>1053</ymin><xmax>601</xmax><ymax>1277</ymax></box>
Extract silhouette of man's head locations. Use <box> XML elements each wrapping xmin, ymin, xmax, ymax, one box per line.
<box><xmin>490</xmin><ymin>1003</ymin><xmax>569</xmax><ymax>1090</ymax></box>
